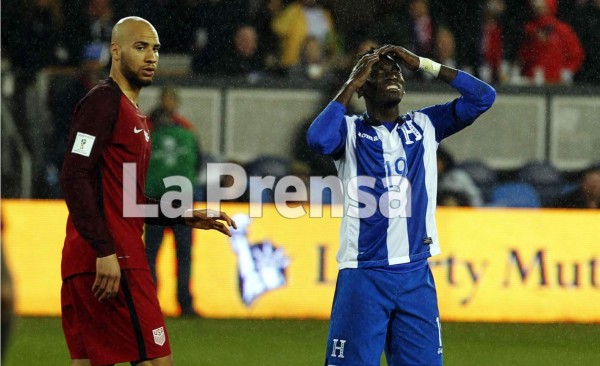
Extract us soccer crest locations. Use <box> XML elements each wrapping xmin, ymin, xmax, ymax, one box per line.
<box><xmin>229</xmin><ymin>214</ymin><xmax>290</xmax><ymax>306</ymax></box>
<box><xmin>152</xmin><ymin>326</ymin><xmax>166</xmax><ymax>346</ymax></box>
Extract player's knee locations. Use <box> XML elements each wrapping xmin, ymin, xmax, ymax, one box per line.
<box><xmin>131</xmin><ymin>354</ymin><xmax>173</xmax><ymax>366</ymax></box>
<box><xmin>71</xmin><ymin>360</ymin><xmax>92</xmax><ymax>366</ymax></box>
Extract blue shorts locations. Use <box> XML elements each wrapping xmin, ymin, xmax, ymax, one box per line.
<box><xmin>324</xmin><ymin>264</ymin><xmax>442</xmax><ymax>366</ymax></box>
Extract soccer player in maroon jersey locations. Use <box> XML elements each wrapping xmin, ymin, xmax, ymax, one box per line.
<box><xmin>59</xmin><ymin>17</ymin><xmax>236</xmax><ymax>366</ymax></box>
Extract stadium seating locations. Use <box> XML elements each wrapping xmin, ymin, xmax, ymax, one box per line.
<box><xmin>246</xmin><ymin>155</ymin><xmax>293</xmax><ymax>203</ymax></box>
<box><xmin>457</xmin><ymin>160</ymin><xmax>498</xmax><ymax>203</ymax></box>
<box><xmin>517</xmin><ymin>161</ymin><xmax>565</xmax><ymax>207</ymax></box>
<box><xmin>489</xmin><ymin>182</ymin><xmax>541</xmax><ymax>208</ymax></box>
<box><xmin>246</xmin><ymin>155</ymin><xmax>291</xmax><ymax>178</ymax></box>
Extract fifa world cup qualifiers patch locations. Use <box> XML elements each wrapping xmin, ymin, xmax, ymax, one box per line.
<box><xmin>423</xmin><ymin>237</ymin><xmax>433</xmax><ymax>245</ymax></box>
<box><xmin>71</xmin><ymin>132</ymin><xmax>96</xmax><ymax>157</ymax></box>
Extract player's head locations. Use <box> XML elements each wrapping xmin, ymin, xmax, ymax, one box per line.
<box><xmin>359</xmin><ymin>52</ymin><xmax>405</xmax><ymax>108</ymax></box>
<box><xmin>530</xmin><ymin>0</ymin><xmax>557</xmax><ymax>17</ymax></box>
<box><xmin>408</xmin><ymin>0</ymin><xmax>430</xmax><ymax>19</ymax></box>
<box><xmin>234</xmin><ymin>25</ymin><xmax>258</xmax><ymax>58</ymax></box>
<box><xmin>581</xmin><ymin>164</ymin><xmax>600</xmax><ymax>202</ymax></box>
<box><xmin>159</xmin><ymin>85</ymin><xmax>179</xmax><ymax>113</ymax></box>
<box><xmin>110</xmin><ymin>16</ymin><xmax>160</xmax><ymax>88</ymax></box>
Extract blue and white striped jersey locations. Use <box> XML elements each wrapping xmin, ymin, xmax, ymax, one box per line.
<box><xmin>308</xmin><ymin>71</ymin><xmax>495</xmax><ymax>269</ymax></box>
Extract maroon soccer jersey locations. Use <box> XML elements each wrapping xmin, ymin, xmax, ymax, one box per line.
<box><xmin>60</xmin><ymin>78</ymin><xmax>152</xmax><ymax>279</ymax></box>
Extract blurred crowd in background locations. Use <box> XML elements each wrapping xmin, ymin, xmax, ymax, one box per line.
<box><xmin>1</xmin><ymin>0</ymin><xmax>599</xmax><ymax>209</ymax></box>
<box><xmin>3</xmin><ymin>0</ymin><xmax>600</xmax><ymax>85</ymax></box>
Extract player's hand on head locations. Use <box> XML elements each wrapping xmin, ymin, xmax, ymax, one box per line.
<box><xmin>184</xmin><ymin>209</ymin><xmax>237</xmax><ymax>236</ymax></box>
<box><xmin>377</xmin><ymin>44</ymin><xmax>420</xmax><ymax>71</ymax></box>
<box><xmin>93</xmin><ymin>254</ymin><xmax>121</xmax><ymax>301</ymax></box>
<box><xmin>347</xmin><ymin>50</ymin><xmax>382</xmax><ymax>90</ymax></box>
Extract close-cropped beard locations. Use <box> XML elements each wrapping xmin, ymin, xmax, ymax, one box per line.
<box><xmin>122</xmin><ymin>58</ymin><xmax>152</xmax><ymax>88</ymax></box>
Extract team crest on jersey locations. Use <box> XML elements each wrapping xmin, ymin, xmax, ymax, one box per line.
<box><xmin>331</xmin><ymin>339</ymin><xmax>347</xmax><ymax>358</ymax></box>
<box><xmin>229</xmin><ymin>214</ymin><xmax>290</xmax><ymax>306</ymax></box>
<box><xmin>400</xmin><ymin>119</ymin><xmax>422</xmax><ymax>144</ymax></box>
<box><xmin>152</xmin><ymin>327</ymin><xmax>166</xmax><ymax>346</ymax></box>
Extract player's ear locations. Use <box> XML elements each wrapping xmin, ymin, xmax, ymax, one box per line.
<box><xmin>111</xmin><ymin>43</ymin><xmax>120</xmax><ymax>61</ymax></box>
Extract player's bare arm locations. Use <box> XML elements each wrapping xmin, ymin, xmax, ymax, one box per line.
<box><xmin>93</xmin><ymin>254</ymin><xmax>121</xmax><ymax>300</ymax></box>
<box><xmin>333</xmin><ymin>51</ymin><xmax>382</xmax><ymax>106</ymax></box>
<box><xmin>183</xmin><ymin>209</ymin><xmax>237</xmax><ymax>237</ymax></box>
<box><xmin>378</xmin><ymin>44</ymin><xmax>459</xmax><ymax>83</ymax></box>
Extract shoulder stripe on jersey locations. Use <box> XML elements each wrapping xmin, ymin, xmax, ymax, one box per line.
<box><xmin>337</xmin><ymin>116</ymin><xmax>359</xmax><ymax>264</ymax></box>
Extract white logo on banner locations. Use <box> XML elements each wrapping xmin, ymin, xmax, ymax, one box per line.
<box><xmin>229</xmin><ymin>214</ymin><xmax>290</xmax><ymax>306</ymax></box>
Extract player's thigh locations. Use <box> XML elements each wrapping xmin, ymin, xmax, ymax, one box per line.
<box><xmin>325</xmin><ymin>269</ymin><xmax>394</xmax><ymax>366</ymax></box>
<box><xmin>385</xmin><ymin>266</ymin><xmax>442</xmax><ymax>366</ymax></box>
<box><xmin>123</xmin><ymin>269</ymin><xmax>172</xmax><ymax>360</ymax></box>
<box><xmin>62</xmin><ymin>281</ymin><xmax>89</xmax><ymax>361</ymax></box>
<box><xmin>62</xmin><ymin>271</ymin><xmax>171</xmax><ymax>365</ymax></box>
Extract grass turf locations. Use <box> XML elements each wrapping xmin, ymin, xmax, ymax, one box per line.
<box><xmin>3</xmin><ymin>317</ymin><xmax>599</xmax><ymax>365</ymax></box>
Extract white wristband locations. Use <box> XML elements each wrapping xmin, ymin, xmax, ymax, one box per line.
<box><xmin>418</xmin><ymin>57</ymin><xmax>441</xmax><ymax>78</ymax></box>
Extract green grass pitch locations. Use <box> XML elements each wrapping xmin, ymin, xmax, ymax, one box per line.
<box><xmin>3</xmin><ymin>317</ymin><xmax>599</xmax><ymax>365</ymax></box>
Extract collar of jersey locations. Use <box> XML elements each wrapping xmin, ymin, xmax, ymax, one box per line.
<box><xmin>363</xmin><ymin>112</ymin><xmax>405</xmax><ymax>127</ymax></box>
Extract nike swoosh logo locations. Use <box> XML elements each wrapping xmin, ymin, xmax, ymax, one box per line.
<box><xmin>133</xmin><ymin>127</ymin><xmax>143</xmax><ymax>133</ymax></box>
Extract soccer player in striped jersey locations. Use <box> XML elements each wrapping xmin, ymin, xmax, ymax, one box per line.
<box><xmin>307</xmin><ymin>44</ymin><xmax>496</xmax><ymax>365</ymax></box>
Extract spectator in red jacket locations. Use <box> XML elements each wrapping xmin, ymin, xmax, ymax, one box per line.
<box><xmin>518</xmin><ymin>0</ymin><xmax>584</xmax><ymax>85</ymax></box>
<box><xmin>480</xmin><ymin>0</ymin><xmax>509</xmax><ymax>83</ymax></box>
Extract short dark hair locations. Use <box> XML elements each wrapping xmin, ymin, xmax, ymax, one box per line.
<box><xmin>356</xmin><ymin>48</ymin><xmax>377</xmax><ymax>63</ymax></box>
<box><xmin>355</xmin><ymin>49</ymin><xmax>401</xmax><ymax>70</ymax></box>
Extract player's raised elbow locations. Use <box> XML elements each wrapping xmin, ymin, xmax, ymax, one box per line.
<box><xmin>456</xmin><ymin>84</ymin><xmax>497</xmax><ymax>125</ymax></box>
<box><xmin>476</xmin><ymin>82</ymin><xmax>496</xmax><ymax>113</ymax></box>
<box><xmin>480</xmin><ymin>84</ymin><xmax>496</xmax><ymax>112</ymax></box>
<box><xmin>470</xmin><ymin>84</ymin><xmax>496</xmax><ymax>119</ymax></box>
